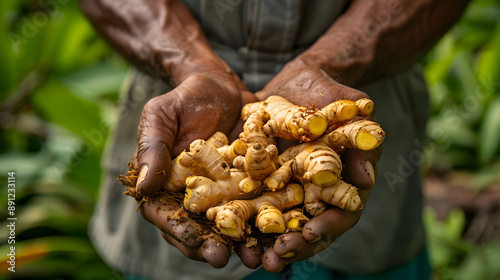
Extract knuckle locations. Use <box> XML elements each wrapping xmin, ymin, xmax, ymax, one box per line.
<box><xmin>143</xmin><ymin>96</ymin><xmax>161</xmax><ymax>112</ymax></box>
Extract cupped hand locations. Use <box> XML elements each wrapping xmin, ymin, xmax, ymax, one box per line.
<box><xmin>262</xmin><ymin>148</ymin><xmax>381</xmax><ymax>272</ymax></box>
<box><xmin>257</xmin><ymin>66</ymin><xmax>381</xmax><ymax>272</ymax></box>
<box><xmin>131</xmin><ymin>72</ymin><xmax>260</xmax><ymax>268</ymax></box>
<box><xmin>256</xmin><ymin>67</ymin><xmax>371</xmax><ymax>110</ymax></box>
<box><xmin>135</xmin><ymin>72</ymin><xmax>253</xmax><ymax>195</ymax></box>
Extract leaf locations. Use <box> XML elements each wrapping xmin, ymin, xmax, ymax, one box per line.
<box><xmin>477</xmin><ymin>22</ymin><xmax>500</xmax><ymax>95</ymax></box>
<box><xmin>424</xmin><ymin>207</ymin><xmax>471</xmax><ymax>270</ymax></box>
<box><xmin>428</xmin><ymin>82</ymin><xmax>450</xmax><ymax>114</ymax></box>
<box><xmin>0</xmin><ymin>1</ymin><xmax>26</xmax><ymax>97</ymax></box>
<box><xmin>61</xmin><ymin>62</ymin><xmax>127</xmax><ymax>102</ymax></box>
<box><xmin>453</xmin><ymin>53</ymin><xmax>480</xmax><ymax>105</ymax></box>
<box><xmin>30</xmin><ymin>78</ymin><xmax>107</xmax><ymax>150</ymax></box>
<box><xmin>457</xmin><ymin>242</ymin><xmax>500</xmax><ymax>280</ymax></box>
<box><xmin>423</xmin><ymin>36</ymin><xmax>456</xmax><ymax>86</ymax></box>
<box><xmin>0</xmin><ymin>152</ymin><xmax>50</xmax><ymax>195</ymax></box>
<box><xmin>470</xmin><ymin>161</ymin><xmax>500</xmax><ymax>190</ymax></box>
<box><xmin>41</xmin><ymin>6</ymin><xmax>112</xmax><ymax>74</ymax></box>
<box><xmin>0</xmin><ymin>243</ymin><xmax>49</xmax><ymax>271</ymax></box>
<box><xmin>478</xmin><ymin>96</ymin><xmax>500</xmax><ymax>164</ymax></box>
<box><xmin>0</xmin><ymin>236</ymin><xmax>100</xmax><ymax>279</ymax></box>
<box><xmin>18</xmin><ymin>196</ymin><xmax>88</xmax><ymax>233</ymax></box>
<box><xmin>64</xmin><ymin>147</ymin><xmax>104</xmax><ymax>198</ymax></box>
<box><xmin>427</xmin><ymin>114</ymin><xmax>477</xmax><ymax>149</ymax></box>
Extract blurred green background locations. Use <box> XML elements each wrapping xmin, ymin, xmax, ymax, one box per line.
<box><xmin>0</xmin><ymin>0</ymin><xmax>499</xmax><ymax>279</ymax></box>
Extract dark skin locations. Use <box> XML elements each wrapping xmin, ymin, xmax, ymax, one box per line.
<box><xmin>79</xmin><ymin>0</ymin><xmax>469</xmax><ymax>272</ymax></box>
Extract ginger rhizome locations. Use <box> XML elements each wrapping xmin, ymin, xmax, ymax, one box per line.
<box><xmin>241</xmin><ymin>96</ymin><xmax>328</xmax><ymax>142</ymax></box>
<box><xmin>206</xmin><ymin>183</ymin><xmax>304</xmax><ymax>239</ymax></box>
<box><xmin>166</xmin><ymin>132</ymin><xmax>246</xmax><ymax>192</ymax></box>
<box><xmin>184</xmin><ymin>171</ymin><xmax>259</xmax><ymax>214</ymax></box>
<box><xmin>328</xmin><ymin>120</ymin><xmax>385</xmax><ymax>151</ymax></box>
<box><xmin>119</xmin><ymin>96</ymin><xmax>385</xmax><ymax>242</ymax></box>
<box><xmin>233</xmin><ymin>143</ymin><xmax>278</xmax><ymax>180</ymax></box>
<box><xmin>320</xmin><ymin>100</ymin><xmax>359</xmax><ymax>126</ymax></box>
<box><xmin>304</xmin><ymin>181</ymin><xmax>364</xmax><ymax>216</ymax></box>
<box><xmin>283</xmin><ymin>209</ymin><xmax>310</xmax><ymax>231</ymax></box>
<box><xmin>277</xmin><ymin>139</ymin><xmax>342</xmax><ymax>188</ymax></box>
<box><xmin>240</xmin><ymin>110</ymin><xmax>272</xmax><ymax>147</ymax></box>
<box><xmin>181</xmin><ymin>139</ymin><xmax>259</xmax><ymax>213</ymax></box>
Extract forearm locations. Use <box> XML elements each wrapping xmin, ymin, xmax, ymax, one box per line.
<box><xmin>294</xmin><ymin>0</ymin><xmax>470</xmax><ymax>87</ymax></box>
<box><xmin>79</xmin><ymin>0</ymin><xmax>236</xmax><ymax>85</ymax></box>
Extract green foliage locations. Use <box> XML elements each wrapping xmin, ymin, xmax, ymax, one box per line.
<box><xmin>0</xmin><ymin>1</ymin><xmax>126</xmax><ymax>279</ymax></box>
<box><xmin>423</xmin><ymin>0</ymin><xmax>500</xmax><ymax>183</ymax></box>
<box><xmin>0</xmin><ymin>0</ymin><xmax>499</xmax><ymax>279</ymax></box>
<box><xmin>422</xmin><ymin>1</ymin><xmax>500</xmax><ymax>279</ymax></box>
<box><xmin>424</xmin><ymin>208</ymin><xmax>472</xmax><ymax>271</ymax></box>
<box><xmin>424</xmin><ymin>208</ymin><xmax>500</xmax><ymax>280</ymax></box>
<box><xmin>478</xmin><ymin>96</ymin><xmax>500</xmax><ymax>164</ymax></box>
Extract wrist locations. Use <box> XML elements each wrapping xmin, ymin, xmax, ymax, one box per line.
<box><xmin>164</xmin><ymin>50</ymin><xmax>246</xmax><ymax>94</ymax></box>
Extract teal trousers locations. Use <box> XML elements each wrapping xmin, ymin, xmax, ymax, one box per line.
<box><xmin>127</xmin><ymin>247</ymin><xmax>430</xmax><ymax>280</ymax></box>
<box><xmin>244</xmin><ymin>247</ymin><xmax>431</xmax><ymax>280</ymax></box>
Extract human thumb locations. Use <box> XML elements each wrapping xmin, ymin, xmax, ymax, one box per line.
<box><xmin>135</xmin><ymin>95</ymin><xmax>178</xmax><ymax>196</ymax></box>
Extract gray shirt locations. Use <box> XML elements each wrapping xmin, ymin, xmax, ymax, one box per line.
<box><xmin>89</xmin><ymin>1</ymin><xmax>428</xmax><ymax>279</ymax></box>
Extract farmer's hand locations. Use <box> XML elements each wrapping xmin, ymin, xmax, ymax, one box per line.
<box><xmin>132</xmin><ymin>72</ymin><xmax>261</xmax><ymax>268</ymax></box>
<box><xmin>257</xmin><ymin>67</ymin><xmax>381</xmax><ymax>272</ymax></box>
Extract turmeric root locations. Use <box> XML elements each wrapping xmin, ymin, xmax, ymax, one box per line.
<box><xmin>205</xmin><ymin>131</ymin><xmax>229</xmax><ymax>148</ymax></box>
<box><xmin>206</xmin><ymin>183</ymin><xmax>304</xmax><ymax>238</ymax></box>
<box><xmin>320</xmin><ymin>100</ymin><xmax>359</xmax><ymax>126</ymax></box>
<box><xmin>328</xmin><ymin>120</ymin><xmax>385</xmax><ymax>151</ymax></box>
<box><xmin>278</xmin><ymin>140</ymin><xmax>342</xmax><ymax>187</ymax></box>
<box><xmin>184</xmin><ymin>170</ymin><xmax>261</xmax><ymax>214</ymax></box>
<box><xmin>304</xmin><ymin>181</ymin><xmax>364</xmax><ymax>216</ymax></box>
<box><xmin>217</xmin><ymin>139</ymin><xmax>248</xmax><ymax>165</ymax></box>
<box><xmin>233</xmin><ymin>143</ymin><xmax>278</xmax><ymax>180</ymax></box>
<box><xmin>264</xmin><ymin>160</ymin><xmax>294</xmax><ymax>191</ymax></box>
<box><xmin>356</xmin><ymin>98</ymin><xmax>374</xmax><ymax>116</ymax></box>
<box><xmin>162</xmin><ymin>132</ymin><xmax>237</xmax><ymax>192</ymax></box>
<box><xmin>166</xmin><ymin>151</ymin><xmax>206</xmax><ymax>192</ymax></box>
<box><xmin>240</xmin><ymin>110</ymin><xmax>272</xmax><ymax>147</ymax></box>
<box><xmin>119</xmin><ymin>96</ymin><xmax>384</xmax><ymax>244</ymax></box>
<box><xmin>181</xmin><ymin>139</ymin><xmax>231</xmax><ymax>180</ymax></box>
<box><xmin>180</xmin><ymin>139</ymin><xmax>263</xmax><ymax>213</ymax></box>
<box><xmin>283</xmin><ymin>209</ymin><xmax>310</xmax><ymax>231</ymax></box>
<box><xmin>241</xmin><ymin>96</ymin><xmax>328</xmax><ymax>142</ymax></box>
<box><xmin>239</xmin><ymin>176</ymin><xmax>263</xmax><ymax>194</ymax></box>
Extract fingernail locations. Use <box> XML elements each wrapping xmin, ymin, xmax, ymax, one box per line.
<box><xmin>365</xmin><ymin>161</ymin><xmax>375</xmax><ymax>185</ymax></box>
<box><xmin>281</xmin><ymin>251</ymin><xmax>295</xmax><ymax>258</ymax></box>
<box><xmin>308</xmin><ymin>234</ymin><xmax>323</xmax><ymax>243</ymax></box>
<box><xmin>137</xmin><ymin>165</ymin><xmax>148</xmax><ymax>187</ymax></box>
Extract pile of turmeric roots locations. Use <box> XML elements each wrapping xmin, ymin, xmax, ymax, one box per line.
<box><xmin>119</xmin><ymin>96</ymin><xmax>385</xmax><ymax>241</ymax></box>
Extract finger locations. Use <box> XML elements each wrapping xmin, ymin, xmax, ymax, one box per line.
<box><xmin>342</xmin><ymin>146</ymin><xmax>382</xmax><ymax>190</ymax></box>
<box><xmin>258</xmin><ymin>68</ymin><xmax>370</xmax><ymax>108</ymax></box>
<box><xmin>306</xmin><ymin>69</ymin><xmax>369</xmax><ymax>106</ymax></box>
<box><xmin>135</xmin><ymin>94</ymin><xmax>180</xmax><ymax>196</ymax></box>
<box><xmin>140</xmin><ymin>196</ymin><xmax>204</xmax><ymax>248</ymax></box>
<box><xmin>161</xmin><ymin>232</ymin><xmax>231</xmax><ymax>268</ymax></box>
<box><xmin>199</xmin><ymin>237</ymin><xmax>231</xmax><ymax>268</ymax></box>
<box><xmin>273</xmin><ymin>232</ymin><xmax>307</xmax><ymax>257</ymax></box>
<box><xmin>141</xmin><ymin>195</ymin><xmax>231</xmax><ymax>267</ymax></box>
<box><xmin>261</xmin><ymin>246</ymin><xmax>288</xmax><ymax>273</ymax></box>
<box><xmin>162</xmin><ymin>232</ymin><xmax>203</xmax><ymax>260</ymax></box>
<box><xmin>273</xmin><ymin>232</ymin><xmax>334</xmax><ymax>260</ymax></box>
<box><xmin>242</xmin><ymin>90</ymin><xmax>259</xmax><ymax>105</ymax></box>
<box><xmin>302</xmin><ymin>208</ymin><xmax>361</xmax><ymax>242</ymax></box>
<box><xmin>234</xmin><ymin>240</ymin><xmax>264</xmax><ymax>269</ymax></box>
